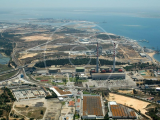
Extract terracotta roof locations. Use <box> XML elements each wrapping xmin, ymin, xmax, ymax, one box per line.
<box><xmin>69</xmin><ymin>101</ymin><xmax>75</xmax><ymax>107</ymax></box>
<box><xmin>83</xmin><ymin>96</ymin><xmax>103</xmax><ymax>116</ymax></box>
<box><xmin>77</xmin><ymin>99</ymin><xmax>80</xmax><ymax>102</ymax></box>
<box><xmin>54</xmin><ymin>86</ymin><xmax>71</xmax><ymax>95</ymax></box>
<box><xmin>110</xmin><ymin>105</ymin><xmax>136</xmax><ymax>118</ymax></box>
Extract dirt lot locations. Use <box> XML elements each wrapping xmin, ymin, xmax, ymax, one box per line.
<box><xmin>44</xmin><ymin>98</ymin><xmax>62</xmax><ymax>120</ymax></box>
<box><xmin>12</xmin><ymin>98</ymin><xmax>62</xmax><ymax>120</ymax></box>
<box><xmin>106</xmin><ymin>93</ymin><xmax>150</xmax><ymax>116</ymax></box>
<box><xmin>118</xmin><ymin>90</ymin><xmax>133</xmax><ymax>94</ymax></box>
<box><xmin>21</xmin><ymin>34</ymin><xmax>52</xmax><ymax>41</ymax></box>
<box><xmin>19</xmin><ymin>53</ymin><xmax>38</xmax><ymax>60</ymax></box>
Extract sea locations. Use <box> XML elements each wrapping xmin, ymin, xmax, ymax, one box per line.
<box><xmin>0</xmin><ymin>53</ymin><xmax>10</xmax><ymax>65</ymax></box>
<box><xmin>0</xmin><ymin>8</ymin><xmax>160</xmax><ymax>63</ymax></box>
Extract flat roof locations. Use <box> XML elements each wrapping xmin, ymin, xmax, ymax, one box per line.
<box><xmin>83</xmin><ymin>95</ymin><xmax>103</xmax><ymax>116</ymax></box>
<box><xmin>76</xmin><ymin>67</ymin><xmax>85</xmax><ymax>69</ymax></box>
<box><xmin>109</xmin><ymin>101</ymin><xmax>117</xmax><ymax>105</ymax></box>
<box><xmin>110</xmin><ymin>104</ymin><xmax>136</xmax><ymax>118</ymax></box>
<box><xmin>92</xmin><ymin>73</ymin><xmax>125</xmax><ymax>75</ymax></box>
<box><xmin>50</xmin><ymin>87</ymin><xmax>72</xmax><ymax>97</ymax></box>
<box><xmin>140</xmin><ymin>53</ymin><xmax>146</xmax><ymax>55</ymax></box>
<box><xmin>48</xmin><ymin>68</ymin><xmax>60</xmax><ymax>70</ymax></box>
<box><xmin>100</xmin><ymin>66</ymin><xmax>110</xmax><ymax>68</ymax></box>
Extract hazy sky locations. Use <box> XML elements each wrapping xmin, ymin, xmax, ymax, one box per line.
<box><xmin>0</xmin><ymin>0</ymin><xmax>160</xmax><ymax>10</ymax></box>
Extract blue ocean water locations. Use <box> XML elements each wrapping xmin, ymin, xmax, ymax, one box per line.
<box><xmin>0</xmin><ymin>8</ymin><xmax>160</xmax><ymax>61</ymax></box>
<box><xmin>0</xmin><ymin>54</ymin><xmax>10</xmax><ymax>64</ymax></box>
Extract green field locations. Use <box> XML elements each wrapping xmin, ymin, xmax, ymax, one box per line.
<box><xmin>0</xmin><ymin>70</ymin><xmax>18</xmax><ymax>81</ymax></box>
<box><xmin>0</xmin><ymin>64</ymin><xmax>11</xmax><ymax>72</ymax></box>
<box><xmin>69</xmin><ymin>78</ymin><xmax>87</xmax><ymax>82</ymax></box>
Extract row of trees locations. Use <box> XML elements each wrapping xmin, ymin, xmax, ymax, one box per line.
<box><xmin>35</xmin><ymin>58</ymin><xmax>125</xmax><ymax>68</ymax></box>
<box><xmin>124</xmin><ymin>62</ymin><xmax>159</xmax><ymax>71</ymax></box>
<box><xmin>0</xmin><ymin>32</ymin><xmax>14</xmax><ymax>56</ymax></box>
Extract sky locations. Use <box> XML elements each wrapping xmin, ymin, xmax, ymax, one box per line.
<box><xmin>0</xmin><ymin>0</ymin><xmax>160</xmax><ymax>10</ymax></box>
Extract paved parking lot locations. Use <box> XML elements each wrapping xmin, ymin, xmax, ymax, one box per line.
<box><xmin>85</xmin><ymin>75</ymin><xmax>136</xmax><ymax>89</ymax></box>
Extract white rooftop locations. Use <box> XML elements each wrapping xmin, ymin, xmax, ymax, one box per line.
<box><xmin>109</xmin><ymin>101</ymin><xmax>117</xmax><ymax>105</ymax></box>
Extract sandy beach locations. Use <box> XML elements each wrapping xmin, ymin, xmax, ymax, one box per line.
<box><xmin>147</xmin><ymin>52</ymin><xmax>159</xmax><ymax>64</ymax></box>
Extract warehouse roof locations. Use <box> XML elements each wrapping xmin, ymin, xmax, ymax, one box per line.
<box><xmin>48</xmin><ymin>68</ymin><xmax>60</xmax><ymax>70</ymax></box>
<box><xmin>92</xmin><ymin>73</ymin><xmax>125</xmax><ymax>75</ymax></box>
<box><xmin>100</xmin><ymin>66</ymin><xmax>110</xmax><ymax>69</ymax></box>
<box><xmin>110</xmin><ymin>104</ymin><xmax>136</xmax><ymax>118</ymax></box>
<box><xmin>83</xmin><ymin>95</ymin><xmax>103</xmax><ymax>116</ymax></box>
<box><xmin>50</xmin><ymin>86</ymin><xmax>72</xmax><ymax>97</ymax></box>
<box><xmin>76</xmin><ymin>67</ymin><xmax>85</xmax><ymax>69</ymax></box>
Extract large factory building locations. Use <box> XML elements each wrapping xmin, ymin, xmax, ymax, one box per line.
<box><xmin>75</xmin><ymin>67</ymin><xmax>85</xmax><ymax>73</ymax></box>
<box><xmin>91</xmin><ymin>73</ymin><xmax>126</xmax><ymax>80</ymax></box>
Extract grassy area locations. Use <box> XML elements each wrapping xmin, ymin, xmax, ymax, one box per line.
<box><xmin>61</xmin><ymin>101</ymin><xmax>65</xmax><ymax>106</ymax></box>
<box><xmin>0</xmin><ymin>70</ymin><xmax>18</xmax><ymax>81</ymax></box>
<box><xmin>14</xmin><ymin>107</ymin><xmax>46</xmax><ymax>119</ymax></box>
<box><xmin>69</xmin><ymin>78</ymin><xmax>87</xmax><ymax>82</ymax></box>
<box><xmin>83</xmin><ymin>91</ymin><xmax>90</xmax><ymax>94</ymax></box>
<box><xmin>56</xmin><ymin>82</ymin><xmax>65</xmax><ymax>85</ymax></box>
<box><xmin>35</xmin><ymin>75</ymin><xmax>54</xmax><ymax>80</ymax></box>
<box><xmin>0</xmin><ymin>64</ymin><xmax>11</xmax><ymax>72</ymax></box>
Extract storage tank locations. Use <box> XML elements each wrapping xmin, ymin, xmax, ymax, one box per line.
<box><xmin>101</xmin><ymin>70</ymin><xmax>106</xmax><ymax>73</ymax></box>
<box><xmin>20</xmin><ymin>74</ymin><xmax>24</xmax><ymax>78</ymax></box>
<box><xmin>109</xmin><ymin>70</ymin><xmax>112</xmax><ymax>73</ymax></box>
<box><xmin>91</xmin><ymin>70</ymin><xmax>96</xmax><ymax>73</ymax></box>
<box><xmin>118</xmin><ymin>69</ymin><xmax>123</xmax><ymax>72</ymax></box>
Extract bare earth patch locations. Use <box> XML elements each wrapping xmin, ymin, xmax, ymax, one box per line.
<box><xmin>21</xmin><ymin>34</ymin><xmax>52</xmax><ymax>41</ymax></box>
<box><xmin>19</xmin><ymin>53</ymin><xmax>38</xmax><ymax>60</ymax></box>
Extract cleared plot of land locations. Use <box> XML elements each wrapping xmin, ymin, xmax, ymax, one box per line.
<box><xmin>13</xmin><ymin>99</ymin><xmax>47</xmax><ymax>119</ymax></box>
<box><xmin>44</xmin><ymin>98</ymin><xmax>62</xmax><ymax>120</ymax></box>
<box><xmin>118</xmin><ymin>90</ymin><xmax>133</xmax><ymax>94</ymax></box>
<box><xmin>21</xmin><ymin>34</ymin><xmax>52</xmax><ymax>41</ymax></box>
<box><xmin>19</xmin><ymin>53</ymin><xmax>38</xmax><ymax>60</ymax></box>
<box><xmin>106</xmin><ymin>93</ymin><xmax>150</xmax><ymax>116</ymax></box>
<box><xmin>15</xmin><ymin>106</ymin><xmax>46</xmax><ymax>119</ymax></box>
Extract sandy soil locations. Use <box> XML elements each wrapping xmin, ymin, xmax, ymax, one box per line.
<box><xmin>106</xmin><ymin>93</ymin><xmax>150</xmax><ymax>116</ymax></box>
<box><xmin>147</xmin><ymin>52</ymin><xmax>157</xmax><ymax>63</ymax></box>
<box><xmin>21</xmin><ymin>34</ymin><xmax>52</xmax><ymax>41</ymax></box>
<box><xmin>19</xmin><ymin>53</ymin><xmax>38</xmax><ymax>59</ymax></box>
<box><xmin>118</xmin><ymin>90</ymin><xmax>133</xmax><ymax>94</ymax></box>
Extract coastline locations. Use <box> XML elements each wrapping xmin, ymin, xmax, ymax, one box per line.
<box><xmin>0</xmin><ymin>52</ymin><xmax>8</xmax><ymax>57</ymax></box>
<box><xmin>0</xmin><ymin>53</ymin><xmax>10</xmax><ymax>65</ymax></box>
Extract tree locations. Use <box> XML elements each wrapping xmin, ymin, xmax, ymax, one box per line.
<box><xmin>133</xmin><ymin>89</ymin><xmax>137</xmax><ymax>96</ymax></box>
<box><xmin>62</xmin><ymin>78</ymin><xmax>67</xmax><ymax>85</ymax></box>
<box><xmin>40</xmin><ymin>110</ymin><xmax>43</xmax><ymax>115</ymax></box>
<box><xmin>75</xmin><ymin>74</ymin><xmax>79</xmax><ymax>84</ymax></box>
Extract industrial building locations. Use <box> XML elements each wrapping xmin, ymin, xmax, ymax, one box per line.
<box><xmin>91</xmin><ymin>73</ymin><xmax>126</xmax><ymax>80</ymax></box>
<box><xmin>50</xmin><ymin>86</ymin><xmax>73</xmax><ymax>98</ymax></box>
<box><xmin>82</xmin><ymin>95</ymin><xmax>104</xmax><ymax>119</ymax></box>
<box><xmin>100</xmin><ymin>66</ymin><xmax>110</xmax><ymax>72</ymax></box>
<box><xmin>108</xmin><ymin>101</ymin><xmax>137</xmax><ymax>119</ymax></box>
<box><xmin>48</xmin><ymin>68</ymin><xmax>61</xmax><ymax>74</ymax></box>
<box><xmin>12</xmin><ymin>87</ymin><xmax>47</xmax><ymax>101</ymax></box>
<box><xmin>139</xmin><ymin>53</ymin><xmax>146</xmax><ymax>57</ymax></box>
<box><xmin>75</xmin><ymin>67</ymin><xmax>85</xmax><ymax>73</ymax></box>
